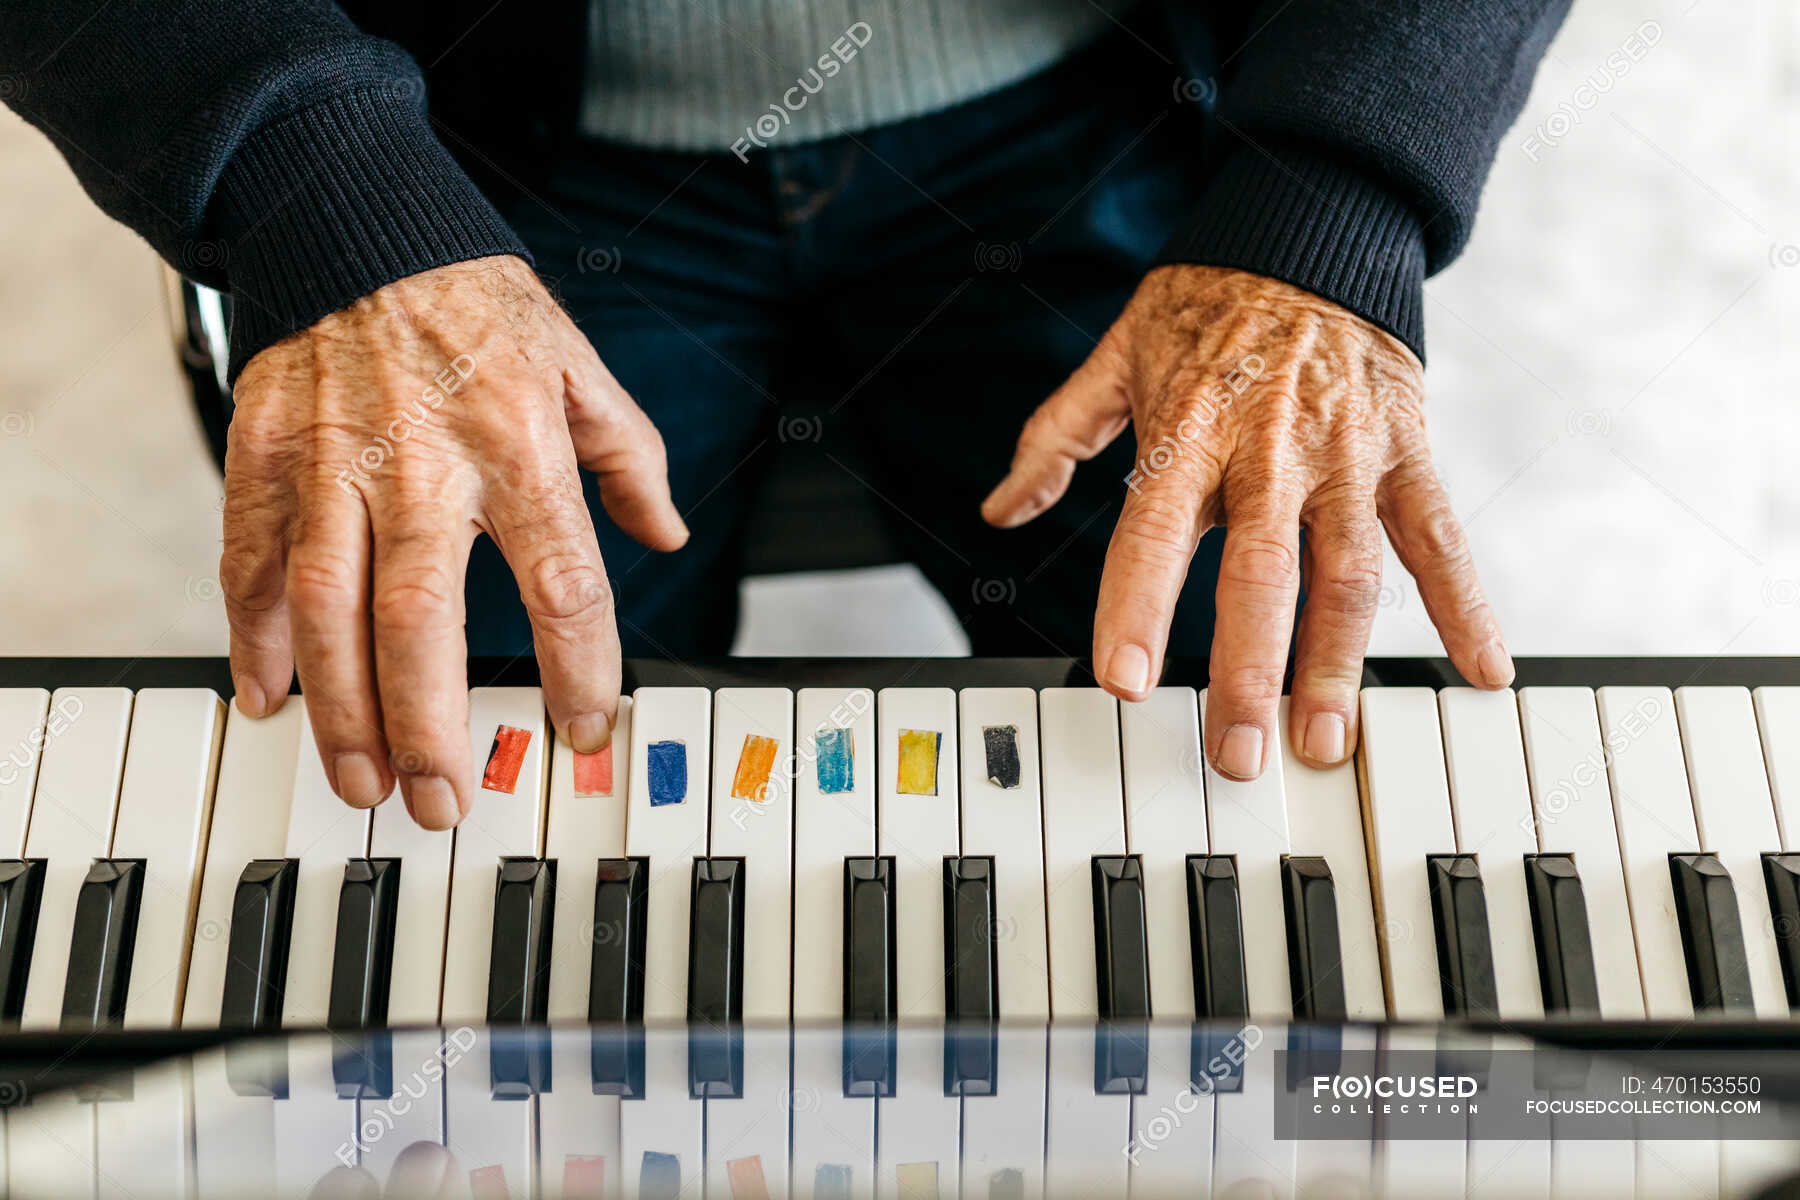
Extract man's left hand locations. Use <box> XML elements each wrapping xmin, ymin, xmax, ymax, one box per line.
<box><xmin>982</xmin><ymin>264</ymin><xmax>1512</xmax><ymax>780</ymax></box>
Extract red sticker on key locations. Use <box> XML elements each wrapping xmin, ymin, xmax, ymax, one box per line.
<box><xmin>482</xmin><ymin>725</ymin><xmax>531</xmax><ymax>794</ymax></box>
<box><xmin>574</xmin><ymin>743</ymin><xmax>614</xmax><ymax>797</ymax></box>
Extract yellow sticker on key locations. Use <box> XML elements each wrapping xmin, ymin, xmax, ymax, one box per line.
<box><xmin>896</xmin><ymin>728</ymin><xmax>941</xmax><ymax>796</ymax></box>
<box><xmin>731</xmin><ymin>734</ymin><xmax>780</xmax><ymax>802</ymax></box>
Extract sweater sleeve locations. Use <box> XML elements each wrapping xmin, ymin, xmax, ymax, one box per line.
<box><xmin>0</xmin><ymin>0</ymin><xmax>528</xmax><ymax>380</ymax></box>
<box><xmin>1156</xmin><ymin>0</ymin><xmax>1572</xmax><ymax>361</ymax></box>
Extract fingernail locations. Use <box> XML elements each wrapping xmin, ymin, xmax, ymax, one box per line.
<box><xmin>1106</xmin><ymin>643</ymin><xmax>1152</xmax><ymax>697</ymax></box>
<box><xmin>407</xmin><ymin>776</ymin><xmax>461</xmax><ymax>829</ymax></box>
<box><xmin>1217</xmin><ymin>724</ymin><xmax>1264</xmax><ymax>780</ymax></box>
<box><xmin>1477</xmin><ymin>640</ymin><xmax>1514</xmax><ymax>688</ymax></box>
<box><xmin>1304</xmin><ymin>713</ymin><xmax>1347</xmax><ymax>764</ymax></box>
<box><xmin>333</xmin><ymin>753</ymin><xmax>389</xmax><ymax>807</ymax></box>
<box><xmin>233</xmin><ymin>675</ymin><xmax>266</xmax><ymax>718</ymax></box>
<box><xmin>570</xmin><ymin>711</ymin><xmax>612</xmax><ymax>754</ymax></box>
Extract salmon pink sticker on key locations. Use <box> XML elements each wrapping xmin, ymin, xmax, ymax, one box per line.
<box><xmin>481</xmin><ymin>725</ymin><xmax>531</xmax><ymax>794</ymax></box>
<box><xmin>574</xmin><ymin>743</ymin><xmax>614</xmax><ymax>797</ymax></box>
<box><xmin>469</xmin><ymin>1165</ymin><xmax>509</xmax><ymax>1200</ymax></box>
<box><xmin>563</xmin><ymin>1155</ymin><xmax>605</xmax><ymax>1196</ymax></box>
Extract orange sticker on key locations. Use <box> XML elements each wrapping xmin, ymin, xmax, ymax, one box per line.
<box><xmin>730</xmin><ymin>734</ymin><xmax>779</xmax><ymax>802</ymax></box>
<box><xmin>574</xmin><ymin>743</ymin><xmax>614</xmax><ymax>797</ymax></box>
<box><xmin>482</xmin><ymin>725</ymin><xmax>531</xmax><ymax>794</ymax></box>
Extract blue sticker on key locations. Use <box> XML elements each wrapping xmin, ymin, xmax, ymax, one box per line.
<box><xmin>815</xmin><ymin>726</ymin><xmax>854</xmax><ymax>795</ymax></box>
<box><xmin>647</xmin><ymin>739</ymin><xmax>687</xmax><ymax>806</ymax></box>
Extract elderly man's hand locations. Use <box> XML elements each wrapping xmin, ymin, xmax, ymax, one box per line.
<box><xmin>223</xmin><ymin>255</ymin><xmax>686</xmax><ymax>828</ymax></box>
<box><xmin>983</xmin><ymin>264</ymin><xmax>1511</xmax><ymax>779</ymax></box>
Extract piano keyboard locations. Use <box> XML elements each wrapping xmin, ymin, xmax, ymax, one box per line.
<box><xmin>1</xmin><ymin>657</ymin><xmax>1799</xmax><ymax>1197</ymax></box>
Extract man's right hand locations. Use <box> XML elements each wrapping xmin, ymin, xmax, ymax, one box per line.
<box><xmin>222</xmin><ymin>255</ymin><xmax>686</xmax><ymax>830</ymax></box>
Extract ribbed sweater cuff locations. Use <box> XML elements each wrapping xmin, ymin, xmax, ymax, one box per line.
<box><xmin>1156</xmin><ymin>144</ymin><xmax>1429</xmax><ymax>363</ymax></box>
<box><xmin>215</xmin><ymin>88</ymin><xmax>529</xmax><ymax>383</ymax></box>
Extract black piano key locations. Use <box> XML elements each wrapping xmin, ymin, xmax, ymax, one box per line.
<box><xmin>220</xmin><ymin>858</ymin><xmax>298</xmax><ymax>1031</ymax></box>
<box><xmin>486</xmin><ymin>858</ymin><xmax>556</xmax><ymax>1025</ymax></box>
<box><xmin>1669</xmin><ymin>853</ymin><xmax>1755</xmax><ymax>1013</ymax></box>
<box><xmin>1280</xmin><ymin>856</ymin><xmax>1348</xmax><ymax>1021</ymax></box>
<box><xmin>1093</xmin><ymin>1019</ymin><xmax>1150</xmax><ymax>1096</ymax></box>
<box><xmin>1185</xmin><ymin>855</ymin><xmax>1249</xmax><ymax>1020</ymax></box>
<box><xmin>327</xmin><ymin>858</ymin><xmax>401</xmax><ymax>1030</ymax></box>
<box><xmin>842</xmin><ymin>855</ymin><xmax>896</xmax><ymax>1098</ymax></box>
<box><xmin>589</xmin><ymin>856</ymin><xmax>649</xmax><ymax>1025</ymax></box>
<box><xmin>60</xmin><ymin>858</ymin><xmax>146</xmax><ymax>1029</ymax></box>
<box><xmin>0</xmin><ymin>859</ymin><xmax>46</xmax><ymax>1023</ymax></box>
<box><xmin>943</xmin><ymin>855</ymin><xmax>999</xmax><ymax>1097</ymax></box>
<box><xmin>1763</xmin><ymin>852</ymin><xmax>1800</xmax><ymax>1008</ymax></box>
<box><xmin>1426</xmin><ymin>854</ymin><xmax>1500</xmax><ymax>1020</ymax></box>
<box><xmin>688</xmin><ymin>857</ymin><xmax>746</xmax><ymax>1098</ymax></box>
<box><xmin>1524</xmin><ymin>853</ymin><xmax>1602</xmax><ymax>1015</ymax></box>
<box><xmin>331</xmin><ymin>1031</ymin><xmax>394</xmax><ymax>1100</ymax></box>
<box><xmin>1091</xmin><ymin>855</ymin><xmax>1151</xmax><ymax>1021</ymax></box>
<box><xmin>591</xmin><ymin>1024</ymin><xmax>647</xmax><ymax>1100</ymax></box>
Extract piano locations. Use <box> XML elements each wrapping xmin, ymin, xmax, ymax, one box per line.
<box><xmin>1</xmin><ymin>656</ymin><xmax>1800</xmax><ymax>1198</ymax></box>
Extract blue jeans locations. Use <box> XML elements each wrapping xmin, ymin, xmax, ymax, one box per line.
<box><xmin>469</xmin><ymin>26</ymin><xmax>1226</xmax><ymax>658</ymax></box>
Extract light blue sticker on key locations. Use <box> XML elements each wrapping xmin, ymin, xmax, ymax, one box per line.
<box><xmin>647</xmin><ymin>739</ymin><xmax>687</xmax><ymax>806</ymax></box>
<box><xmin>815</xmin><ymin>726</ymin><xmax>853</xmax><ymax>795</ymax></box>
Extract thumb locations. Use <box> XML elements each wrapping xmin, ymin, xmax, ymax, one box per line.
<box><xmin>563</xmin><ymin>360</ymin><xmax>689</xmax><ymax>552</ymax></box>
<box><xmin>981</xmin><ymin>323</ymin><xmax>1133</xmax><ymax>528</ymax></box>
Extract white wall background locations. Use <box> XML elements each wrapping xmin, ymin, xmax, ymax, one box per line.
<box><xmin>0</xmin><ymin>0</ymin><xmax>1793</xmax><ymax>661</ymax></box>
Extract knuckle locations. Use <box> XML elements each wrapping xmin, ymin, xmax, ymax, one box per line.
<box><xmin>219</xmin><ymin>547</ymin><xmax>283</xmax><ymax>614</ymax></box>
<box><xmin>1121</xmin><ymin>494</ymin><xmax>1198</xmax><ymax>556</ymax></box>
<box><xmin>371</xmin><ymin>561</ymin><xmax>460</xmax><ymax>630</ymax></box>
<box><xmin>1225</xmin><ymin>533</ymin><xmax>1299</xmax><ymax>583</ymax></box>
<box><xmin>1211</xmin><ymin>662</ymin><xmax>1286</xmax><ymax>707</ymax></box>
<box><xmin>1313</xmin><ymin>554</ymin><xmax>1383</xmax><ymax>618</ymax></box>
<box><xmin>525</xmin><ymin>555</ymin><xmax>611</xmax><ymax>624</ymax></box>
<box><xmin>286</xmin><ymin>545</ymin><xmax>362</xmax><ymax>613</ymax></box>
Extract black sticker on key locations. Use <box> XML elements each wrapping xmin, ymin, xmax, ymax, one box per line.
<box><xmin>982</xmin><ymin>725</ymin><xmax>1021</xmax><ymax>790</ymax></box>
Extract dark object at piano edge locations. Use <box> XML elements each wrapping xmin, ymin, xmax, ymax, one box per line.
<box><xmin>7</xmin><ymin>656</ymin><xmax>1800</xmax><ymax>694</ymax></box>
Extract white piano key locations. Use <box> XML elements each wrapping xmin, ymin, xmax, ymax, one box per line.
<box><xmin>792</xmin><ymin>687</ymin><xmax>877</xmax><ymax>1200</ymax></box>
<box><xmin>282</xmin><ymin>698</ymin><xmax>373</xmax><ymax>1027</ymax></box>
<box><xmin>1754</xmin><ymin>687</ymin><xmax>1800</xmax><ymax>848</ymax></box>
<box><xmin>618</xmin><ymin>1027</ymin><xmax>702</xmax><ymax>1200</ymax></box>
<box><xmin>624</xmin><ymin>686</ymin><xmax>712</xmax><ymax>1022</ymax></box>
<box><xmin>546</xmin><ymin>695</ymin><xmax>632</xmax><ymax>1023</ymax></box>
<box><xmin>964</xmin><ymin>1026</ymin><xmax>1047</xmax><ymax>1200</ymax></box>
<box><xmin>112</xmin><ymin>688</ymin><xmax>225</xmax><ymax>1027</ymax></box>
<box><xmin>704</xmin><ymin>1033</ymin><xmax>790</xmax><ymax>1200</ymax></box>
<box><xmin>1213</xmin><ymin>1030</ymin><xmax>1295</xmax><ymax>1200</ymax></box>
<box><xmin>1129</xmin><ymin>1023</ymin><xmax>1214</xmax><ymax>1200</ymax></box>
<box><xmin>445</xmin><ymin>1029</ymin><xmax>532</xmax><ymax>1199</ymax></box>
<box><xmin>191</xmin><ymin>1050</ymin><xmax>277</xmax><ymax>1198</ymax></box>
<box><xmin>709</xmin><ymin>687</ymin><xmax>793</xmax><ymax>1020</ymax></box>
<box><xmin>1356</xmin><ymin>687</ymin><xmax>1456</xmax><ymax>1020</ymax></box>
<box><xmin>1721</xmin><ymin>1140</ymin><xmax>1800</xmax><ymax>1199</ymax></box>
<box><xmin>442</xmin><ymin>688</ymin><xmax>549</xmax><ymax>1025</ymax></box>
<box><xmin>369</xmin><ymin>776</ymin><xmax>455</xmax><ymax>1026</ymax></box>
<box><xmin>1045</xmin><ymin>1024</ymin><xmax>1127</xmax><ymax>1200</ymax></box>
<box><xmin>95</xmin><ymin>1062</ymin><xmax>192</xmax><ymax>1199</ymax></box>
<box><xmin>878</xmin><ymin>1024</ymin><xmax>960</xmax><ymax>1200</ymax></box>
<box><xmin>21</xmin><ymin>686</ymin><xmax>132</xmax><ymax>1029</ymax></box>
<box><xmin>6</xmin><ymin>1090</ymin><xmax>95</xmax><ymax>1198</ymax></box>
<box><xmin>1291</xmin><ymin>1027</ymin><xmax>1375</xmax><ymax>1199</ymax></box>
<box><xmin>272</xmin><ymin>1038</ymin><xmax>358</xmax><ymax>1199</ymax></box>
<box><xmin>1120</xmin><ymin>687</ymin><xmax>1206</xmax><ymax>1019</ymax></box>
<box><xmin>1637</xmin><ymin>1138</ymin><xmax>1719</xmax><ymax>1200</ymax></box>
<box><xmin>185</xmin><ymin>699</ymin><xmax>305</xmax><ymax>1028</ymax></box>
<box><xmin>357</xmin><ymin>1029</ymin><xmax>448</xmax><ymax>1184</ymax></box>
<box><xmin>958</xmin><ymin>687</ymin><xmax>1049</xmax><ymax>1018</ymax></box>
<box><xmin>1279</xmin><ymin>696</ymin><xmax>1384</xmax><ymax>1020</ymax></box>
<box><xmin>0</xmin><ymin>688</ymin><xmax>51</xmax><ymax>856</ymax></box>
<box><xmin>1551</xmin><ymin>1135</ymin><xmax>1634</xmax><ymax>1200</ymax></box>
<box><xmin>1201</xmin><ymin>688</ymin><xmax>1293</xmax><ymax>1018</ymax></box>
<box><xmin>792</xmin><ymin>687</ymin><xmax>876</xmax><ymax>1021</ymax></box>
<box><xmin>1039</xmin><ymin>688</ymin><xmax>1123</xmax><ymax>1018</ymax></box>
<box><xmin>1595</xmin><ymin>687</ymin><xmax>1699</xmax><ymax>1019</ymax></box>
<box><xmin>877</xmin><ymin>687</ymin><xmax>958</xmax><ymax>1018</ymax></box>
<box><xmin>1518</xmin><ymin>687</ymin><xmax>1644</xmax><ymax>1017</ymax></box>
<box><xmin>539</xmin><ymin>1035</ymin><xmax>619</xmax><ymax>1200</ymax></box>
<box><xmin>1674</xmin><ymin>687</ymin><xmax>1789</xmax><ymax>1016</ymax></box>
<box><xmin>1438</xmin><ymin>687</ymin><xmax>1545</xmax><ymax>1019</ymax></box>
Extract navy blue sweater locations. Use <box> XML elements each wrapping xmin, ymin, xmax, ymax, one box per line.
<box><xmin>1</xmin><ymin>1</ymin><xmax>1568</xmax><ymax>378</ymax></box>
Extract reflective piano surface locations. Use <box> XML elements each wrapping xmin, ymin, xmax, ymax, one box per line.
<box><xmin>1</xmin><ymin>658</ymin><xmax>1799</xmax><ymax>1199</ymax></box>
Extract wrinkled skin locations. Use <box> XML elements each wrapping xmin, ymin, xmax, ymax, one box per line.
<box><xmin>983</xmin><ymin>264</ymin><xmax>1512</xmax><ymax>779</ymax></box>
<box><xmin>223</xmin><ymin>255</ymin><xmax>685</xmax><ymax>829</ymax></box>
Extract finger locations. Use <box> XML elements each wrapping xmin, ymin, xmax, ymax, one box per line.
<box><xmin>1092</xmin><ymin>453</ymin><xmax>1224</xmax><ymax>703</ymax></box>
<box><xmin>484</xmin><ymin>441</ymin><xmax>622</xmax><ymax>756</ymax></box>
<box><xmin>369</xmin><ymin>491</ymin><xmax>476</xmax><ymax>830</ymax></box>
<box><xmin>1288</xmin><ymin>498</ymin><xmax>1382</xmax><ymax>766</ymax></box>
<box><xmin>219</xmin><ymin>414</ymin><xmax>296</xmax><ymax>718</ymax></box>
<box><xmin>1379</xmin><ymin>457</ymin><xmax>1513</xmax><ymax>688</ymax></box>
<box><xmin>1205</xmin><ymin>490</ymin><xmax>1306</xmax><ymax>780</ymax></box>
<box><xmin>563</xmin><ymin>354</ymin><xmax>689</xmax><ymax>552</ymax></box>
<box><xmin>287</xmin><ymin>479</ymin><xmax>392</xmax><ymax>809</ymax></box>
<box><xmin>386</xmin><ymin>1142</ymin><xmax>459</xmax><ymax>1198</ymax></box>
<box><xmin>981</xmin><ymin>326</ymin><xmax>1132</xmax><ymax>528</ymax></box>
